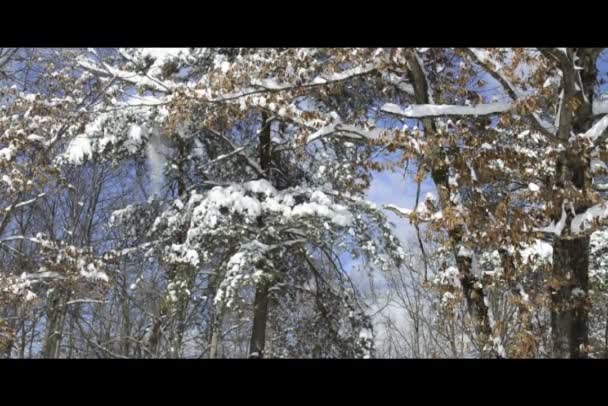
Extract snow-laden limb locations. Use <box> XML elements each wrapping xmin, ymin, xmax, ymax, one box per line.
<box><xmin>250</xmin><ymin>78</ymin><xmax>293</xmax><ymax>91</ymax></box>
<box><xmin>119</xmin><ymin>94</ymin><xmax>168</xmax><ymax>107</ymax></box>
<box><xmin>65</xmin><ymin>134</ymin><xmax>93</xmax><ymax>165</ymax></box>
<box><xmin>65</xmin><ymin>299</ymin><xmax>108</xmax><ymax>306</ymax></box>
<box><xmin>591</xmin><ymin>159</ymin><xmax>608</xmax><ymax>174</ymax></box>
<box><xmin>533</xmin><ymin>200</ymin><xmax>608</xmax><ymax>236</ymax></box>
<box><xmin>0</xmin><ymin>235</ymin><xmax>43</xmax><ymax>244</ymax></box>
<box><xmin>306</xmin><ymin>122</ymin><xmax>384</xmax><ymax>144</ymax></box>
<box><xmin>0</xmin><ymin>146</ymin><xmax>14</xmax><ymax>161</ymax></box>
<box><xmin>202</xmin><ymin>64</ymin><xmax>379</xmax><ymax>104</ymax></box>
<box><xmin>594</xmin><ymin>96</ymin><xmax>608</xmax><ymax>115</ymax></box>
<box><xmin>383</xmin><ymin>196</ymin><xmax>441</xmax><ymax>222</ymax></box>
<box><xmin>570</xmin><ymin>201</ymin><xmax>608</xmax><ymax>234</ymax></box>
<box><xmin>520</xmin><ymin>239</ymin><xmax>553</xmax><ymax>265</ymax></box>
<box><xmin>79</xmin><ymin>262</ymin><xmax>109</xmax><ymax>282</ymax></box>
<box><xmin>531</xmin><ymin>112</ymin><xmax>558</xmax><ymax>135</ymax></box>
<box><xmin>185</xmin><ymin>179</ymin><xmax>355</xmax><ymax>232</ymax></box>
<box><xmin>306</xmin><ymin>125</ymin><xmax>337</xmax><ymax>144</ymax></box>
<box><xmin>139</xmin><ymin>48</ymin><xmax>189</xmax><ymax>77</ymax></box>
<box><xmin>381</xmin><ymin>71</ymin><xmax>415</xmax><ymax>96</ymax></box>
<box><xmin>319</xmin><ymin>64</ymin><xmax>376</xmax><ymax>82</ymax></box>
<box><xmin>457</xmin><ymin>245</ymin><xmax>474</xmax><ymax>258</ymax></box>
<box><xmin>102</xmin><ymin>61</ymin><xmax>175</xmax><ymax>93</ymax></box>
<box><xmin>467</xmin><ymin>48</ymin><xmax>557</xmax><ymax>135</ymax></box>
<box><xmin>204</xmin><ymin>128</ymin><xmax>265</xmax><ymax>177</ymax></box>
<box><xmin>433</xmin><ymin>266</ymin><xmax>461</xmax><ymax>288</ymax></box>
<box><xmin>77</xmin><ymin>53</ymin><xmax>175</xmax><ymax>94</ymax></box>
<box><xmin>58</xmin><ymin>111</ymin><xmax>154</xmax><ymax>165</ymax></box>
<box><xmin>580</xmin><ymin>114</ymin><xmax>608</xmax><ymax>143</ymax></box>
<box><xmin>19</xmin><ymin>271</ymin><xmax>64</xmax><ymax>281</ymax></box>
<box><xmin>381</xmin><ymin>102</ymin><xmax>512</xmax><ymax>118</ymax></box>
<box><xmin>535</xmin><ymin>204</ymin><xmax>567</xmax><ymax>236</ymax></box>
<box><xmin>1</xmin><ymin>193</ymin><xmax>46</xmax><ymax>212</ymax></box>
<box><xmin>384</xmin><ymin>204</ymin><xmax>413</xmax><ymax>218</ymax></box>
<box><xmin>1</xmin><ymin>234</ymin><xmax>110</xmax><ymax>287</ymax></box>
<box><xmin>204</xmin><ymin>147</ymin><xmax>246</xmax><ymax>167</ymax></box>
<box><xmin>250</xmin><ymin>65</ymin><xmax>378</xmax><ymax>92</ymax></box>
<box><xmin>213</xmin><ymin>236</ymin><xmax>311</xmax><ymax>308</ymax></box>
<box><xmin>110</xmin><ymin>240</ymin><xmax>162</xmax><ymax>258</ymax></box>
<box><xmin>0</xmin><ymin>273</ymin><xmax>38</xmax><ymax>302</ymax></box>
<box><xmin>468</xmin><ymin>48</ymin><xmax>521</xmax><ymax>97</ymax></box>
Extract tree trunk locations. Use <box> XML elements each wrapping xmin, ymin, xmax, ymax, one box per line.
<box><xmin>458</xmin><ymin>255</ymin><xmax>492</xmax><ymax>351</ymax></box>
<box><xmin>248</xmin><ymin>112</ymin><xmax>273</xmax><ymax>358</ymax></box>
<box><xmin>543</xmin><ymin>48</ymin><xmax>601</xmax><ymax>358</ymax></box>
<box><xmin>406</xmin><ymin>49</ymin><xmax>496</xmax><ymax>355</ymax></box>
<box><xmin>43</xmin><ymin>288</ymin><xmax>69</xmax><ymax>358</ymax></box>
<box><xmin>206</xmin><ymin>269</ymin><xmax>223</xmax><ymax>358</ymax></box>
<box><xmin>147</xmin><ymin>316</ymin><xmax>162</xmax><ymax>357</ymax></box>
<box><xmin>2</xmin><ymin>304</ymin><xmax>16</xmax><ymax>358</ymax></box>
<box><xmin>249</xmin><ymin>282</ymin><xmax>269</xmax><ymax>358</ymax></box>
<box><xmin>551</xmin><ymin>235</ymin><xmax>590</xmax><ymax>358</ymax></box>
<box><xmin>120</xmin><ymin>287</ymin><xmax>131</xmax><ymax>357</ymax></box>
<box><xmin>208</xmin><ymin>311</ymin><xmax>223</xmax><ymax>359</ymax></box>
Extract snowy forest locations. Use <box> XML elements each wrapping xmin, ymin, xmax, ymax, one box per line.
<box><xmin>1</xmin><ymin>47</ymin><xmax>608</xmax><ymax>359</ymax></box>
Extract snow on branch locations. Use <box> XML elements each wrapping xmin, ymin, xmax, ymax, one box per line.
<box><xmin>203</xmin><ymin>128</ymin><xmax>265</xmax><ymax>177</ymax></box>
<box><xmin>306</xmin><ymin>121</ymin><xmax>384</xmax><ymax>144</ymax></box>
<box><xmin>77</xmin><ymin>55</ymin><xmax>173</xmax><ymax>94</ymax></box>
<box><xmin>381</xmin><ymin>102</ymin><xmax>512</xmax><ymax>118</ymax></box>
<box><xmin>535</xmin><ymin>204</ymin><xmax>567</xmax><ymax>236</ymax></box>
<box><xmin>384</xmin><ymin>204</ymin><xmax>413</xmax><ymax>218</ymax></box>
<box><xmin>468</xmin><ymin>48</ymin><xmax>521</xmax><ymax>97</ymax></box>
<box><xmin>252</xmin><ymin>65</ymin><xmax>377</xmax><ymax>91</ymax></box>
<box><xmin>571</xmin><ymin>201</ymin><xmax>608</xmax><ymax>234</ymax></box>
<box><xmin>381</xmin><ymin>71</ymin><xmax>415</xmax><ymax>96</ymax></box>
<box><xmin>594</xmin><ymin>97</ymin><xmax>608</xmax><ymax>116</ymax></box>
<box><xmin>212</xmin><ymin>65</ymin><xmax>379</xmax><ymax>104</ymax></box>
<box><xmin>384</xmin><ymin>200</ymin><xmax>442</xmax><ymax>222</ymax></box>
<box><xmin>580</xmin><ymin>114</ymin><xmax>608</xmax><ymax>143</ymax></box>
<box><xmin>533</xmin><ymin>200</ymin><xmax>608</xmax><ymax>236</ymax></box>
<box><xmin>203</xmin><ymin>147</ymin><xmax>246</xmax><ymax>168</ymax></box>
<box><xmin>466</xmin><ymin>48</ymin><xmax>557</xmax><ymax>135</ymax></box>
<box><xmin>2</xmin><ymin>193</ymin><xmax>46</xmax><ymax>212</ymax></box>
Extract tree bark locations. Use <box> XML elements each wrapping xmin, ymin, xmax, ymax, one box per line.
<box><xmin>208</xmin><ymin>311</ymin><xmax>223</xmax><ymax>359</ymax></box>
<box><xmin>248</xmin><ymin>112</ymin><xmax>273</xmax><ymax>358</ymax></box>
<box><xmin>207</xmin><ymin>270</ymin><xmax>224</xmax><ymax>358</ymax></box>
<box><xmin>249</xmin><ymin>282</ymin><xmax>270</xmax><ymax>358</ymax></box>
<box><xmin>545</xmin><ymin>48</ymin><xmax>601</xmax><ymax>358</ymax></box>
<box><xmin>551</xmin><ymin>236</ymin><xmax>590</xmax><ymax>358</ymax></box>
<box><xmin>42</xmin><ymin>288</ymin><xmax>69</xmax><ymax>358</ymax></box>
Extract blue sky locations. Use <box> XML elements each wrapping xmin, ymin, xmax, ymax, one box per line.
<box><xmin>367</xmin><ymin>169</ymin><xmax>435</xmax><ymax>245</ymax></box>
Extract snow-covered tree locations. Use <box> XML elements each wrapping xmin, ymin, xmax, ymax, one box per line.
<box><xmin>56</xmin><ymin>48</ymin><xmax>407</xmax><ymax>358</ymax></box>
<box><xmin>4</xmin><ymin>47</ymin><xmax>608</xmax><ymax>359</ymax></box>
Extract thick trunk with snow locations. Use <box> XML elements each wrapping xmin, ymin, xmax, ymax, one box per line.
<box><xmin>551</xmin><ymin>235</ymin><xmax>590</xmax><ymax>358</ymax></box>
<box><xmin>249</xmin><ymin>282</ymin><xmax>270</xmax><ymax>358</ymax></box>
<box><xmin>544</xmin><ymin>47</ymin><xmax>600</xmax><ymax>358</ymax></box>
<box><xmin>551</xmin><ymin>154</ymin><xmax>592</xmax><ymax>358</ymax></box>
